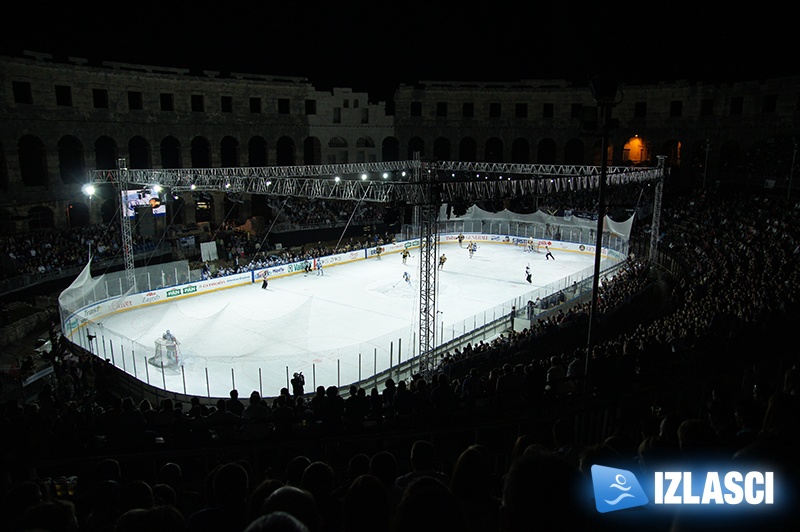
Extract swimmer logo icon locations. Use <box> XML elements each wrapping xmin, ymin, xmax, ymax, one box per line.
<box><xmin>591</xmin><ymin>465</ymin><xmax>649</xmax><ymax>513</ymax></box>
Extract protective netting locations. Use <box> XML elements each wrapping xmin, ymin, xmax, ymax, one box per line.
<box><xmin>59</xmin><ymin>259</ymin><xmax>191</xmax><ymax>343</ymax></box>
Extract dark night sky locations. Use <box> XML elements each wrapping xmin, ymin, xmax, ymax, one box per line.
<box><xmin>2</xmin><ymin>2</ymin><xmax>797</xmax><ymax>102</ymax></box>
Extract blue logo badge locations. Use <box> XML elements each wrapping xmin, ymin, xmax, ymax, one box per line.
<box><xmin>591</xmin><ymin>465</ymin><xmax>649</xmax><ymax>513</ymax></box>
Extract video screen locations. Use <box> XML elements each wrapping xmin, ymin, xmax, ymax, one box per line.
<box><xmin>121</xmin><ymin>188</ymin><xmax>167</xmax><ymax>218</ymax></box>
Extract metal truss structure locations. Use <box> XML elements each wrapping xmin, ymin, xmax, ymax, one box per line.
<box><xmin>89</xmin><ymin>159</ymin><xmax>663</xmax><ymax>376</ymax></box>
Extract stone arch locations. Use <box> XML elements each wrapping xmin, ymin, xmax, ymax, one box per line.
<box><xmin>67</xmin><ymin>201</ymin><xmax>90</xmax><ymax>228</ymax></box>
<box><xmin>303</xmin><ymin>136</ymin><xmax>321</xmax><ymax>165</ymax></box>
<box><xmin>485</xmin><ymin>137</ymin><xmax>503</xmax><ymax>162</ymax></box>
<box><xmin>622</xmin><ymin>136</ymin><xmax>649</xmax><ymax>166</ymax></box>
<box><xmin>511</xmin><ymin>137</ymin><xmax>530</xmax><ymax>163</ymax></box>
<box><xmin>537</xmin><ymin>138</ymin><xmax>557</xmax><ymax>164</ymax></box>
<box><xmin>328</xmin><ymin>136</ymin><xmax>348</xmax><ymax>163</ymax></box>
<box><xmin>128</xmin><ymin>136</ymin><xmax>151</xmax><ymax>169</ymax></box>
<box><xmin>433</xmin><ymin>137</ymin><xmax>451</xmax><ymax>161</ymax></box>
<box><xmin>564</xmin><ymin>138</ymin><xmax>585</xmax><ymax>165</ymax></box>
<box><xmin>356</xmin><ymin>137</ymin><xmax>375</xmax><ymax>148</ymax></box>
<box><xmin>591</xmin><ymin>138</ymin><xmax>616</xmax><ymax>166</ymax></box>
<box><xmin>57</xmin><ymin>135</ymin><xmax>85</xmax><ymax>184</ymax></box>
<box><xmin>382</xmin><ymin>137</ymin><xmax>400</xmax><ymax>161</ymax></box>
<box><xmin>191</xmin><ymin>136</ymin><xmax>212</xmax><ymax>168</ymax></box>
<box><xmin>18</xmin><ymin>135</ymin><xmax>48</xmax><ymax>186</ymax></box>
<box><xmin>249</xmin><ymin>136</ymin><xmax>269</xmax><ymax>166</ymax></box>
<box><xmin>28</xmin><ymin>205</ymin><xmax>54</xmax><ymax>230</ymax></box>
<box><xmin>408</xmin><ymin>137</ymin><xmax>425</xmax><ymax>159</ymax></box>
<box><xmin>276</xmin><ymin>136</ymin><xmax>295</xmax><ymax>166</ymax></box>
<box><xmin>94</xmin><ymin>136</ymin><xmax>118</xmax><ymax>170</ymax></box>
<box><xmin>220</xmin><ymin>136</ymin><xmax>239</xmax><ymax>167</ymax></box>
<box><xmin>459</xmin><ymin>137</ymin><xmax>477</xmax><ymax>161</ymax></box>
<box><xmin>160</xmin><ymin>136</ymin><xmax>182</xmax><ymax>169</ymax></box>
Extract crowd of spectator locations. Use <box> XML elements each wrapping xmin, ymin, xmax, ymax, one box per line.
<box><xmin>275</xmin><ymin>197</ymin><xmax>385</xmax><ymax>230</ymax></box>
<box><xmin>2</xmin><ymin>186</ymin><xmax>800</xmax><ymax>530</ymax></box>
<box><xmin>0</xmin><ymin>224</ymin><xmax>157</xmax><ymax>280</ymax></box>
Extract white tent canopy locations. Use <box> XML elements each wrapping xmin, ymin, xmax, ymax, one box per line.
<box><xmin>439</xmin><ymin>204</ymin><xmax>634</xmax><ymax>240</ymax></box>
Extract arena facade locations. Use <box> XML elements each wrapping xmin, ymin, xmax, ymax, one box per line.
<box><xmin>1</xmin><ymin>50</ymin><xmax>799</xmax><ymax>233</ymax></box>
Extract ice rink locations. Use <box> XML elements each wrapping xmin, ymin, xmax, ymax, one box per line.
<box><xmin>92</xmin><ymin>243</ymin><xmax>597</xmax><ymax>398</ymax></box>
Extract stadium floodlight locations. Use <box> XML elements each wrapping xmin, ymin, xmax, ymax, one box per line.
<box><xmin>152</xmin><ymin>184</ymin><xmax>162</xmax><ymax>193</ymax></box>
<box><xmin>81</xmin><ymin>184</ymin><xmax>95</xmax><ymax>197</ymax></box>
<box><xmin>383</xmin><ymin>172</ymin><xmax>389</xmax><ymax>179</ymax></box>
<box><xmin>361</xmin><ymin>174</ymin><xmax>368</xmax><ymax>180</ymax></box>
<box><xmin>190</xmin><ymin>184</ymin><xmax>196</xmax><ymax>190</ymax></box>
<box><xmin>334</xmin><ymin>176</ymin><xmax>341</xmax><ymax>183</ymax></box>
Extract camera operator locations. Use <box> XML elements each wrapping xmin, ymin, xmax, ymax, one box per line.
<box><xmin>291</xmin><ymin>371</ymin><xmax>305</xmax><ymax>398</ymax></box>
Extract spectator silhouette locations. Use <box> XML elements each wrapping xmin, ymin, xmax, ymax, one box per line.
<box><xmin>500</xmin><ymin>450</ymin><xmax>585</xmax><ymax>531</ymax></box>
<box><xmin>205</xmin><ymin>398</ymin><xmax>241</xmax><ymax>442</ymax></box>
<box><xmin>248</xmin><ymin>478</ymin><xmax>284</xmax><ymax>523</ymax></box>
<box><xmin>301</xmin><ymin>461</ymin><xmax>340</xmax><ymax>532</ymax></box>
<box><xmin>261</xmin><ymin>486</ymin><xmax>322</xmax><ymax>532</ymax></box>
<box><xmin>369</xmin><ymin>450</ymin><xmax>402</xmax><ymax>513</ymax></box>
<box><xmin>226</xmin><ymin>389</ymin><xmax>246</xmax><ymax>417</ymax></box>
<box><xmin>285</xmin><ymin>456</ymin><xmax>311</xmax><ymax>488</ymax></box>
<box><xmin>187</xmin><ymin>462</ymin><xmax>250</xmax><ymax>532</ymax></box>
<box><xmin>331</xmin><ymin>453</ymin><xmax>370</xmax><ymax>499</ymax></box>
<box><xmin>450</xmin><ymin>444</ymin><xmax>500</xmax><ymax>532</ymax></box>
<box><xmin>158</xmin><ymin>462</ymin><xmax>202</xmax><ymax>520</ymax></box>
<box><xmin>119</xmin><ymin>479</ymin><xmax>154</xmax><ymax>513</ymax></box>
<box><xmin>342</xmin><ymin>474</ymin><xmax>391</xmax><ymax>532</ymax></box>
<box><xmin>395</xmin><ymin>440</ymin><xmax>450</xmax><ymax>490</ymax></box>
<box><xmin>241</xmin><ymin>391</ymin><xmax>271</xmax><ymax>440</ymax></box>
<box><xmin>244</xmin><ymin>511</ymin><xmax>310</xmax><ymax>532</ymax></box>
<box><xmin>392</xmin><ymin>476</ymin><xmax>467</xmax><ymax>532</ymax></box>
<box><xmin>115</xmin><ymin>505</ymin><xmax>186</xmax><ymax>532</ymax></box>
<box><xmin>552</xmin><ymin>417</ymin><xmax>585</xmax><ymax>470</ymax></box>
<box><xmin>12</xmin><ymin>499</ymin><xmax>79</xmax><ymax>532</ymax></box>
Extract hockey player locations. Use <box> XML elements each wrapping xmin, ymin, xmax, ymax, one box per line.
<box><xmin>401</xmin><ymin>249</ymin><xmax>410</xmax><ymax>264</ymax></box>
<box><xmin>468</xmin><ymin>242</ymin><xmax>477</xmax><ymax>258</ymax></box>
<box><xmin>316</xmin><ymin>260</ymin><xmax>324</xmax><ymax>276</ymax></box>
<box><xmin>375</xmin><ymin>246</ymin><xmax>383</xmax><ymax>260</ymax></box>
<box><xmin>304</xmin><ymin>261</ymin><xmax>312</xmax><ymax>276</ymax></box>
<box><xmin>545</xmin><ymin>246</ymin><xmax>555</xmax><ymax>260</ymax></box>
<box><xmin>457</xmin><ymin>233</ymin><xmax>465</xmax><ymax>247</ymax></box>
<box><xmin>525</xmin><ymin>265</ymin><xmax>532</xmax><ymax>284</ymax></box>
<box><xmin>403</xmin><ymin>271</ymin><xmax>412</xmax><ymax>286</ymax></box>
<box><xmin>261</xmin><ymin>271</ymin><xmax>269</xmax><ymax>289</ymax></box>
<box><xmin>527</xmin><ymin>237</ymin><xmax>535</xmax><ymax>253</ymax></box>
<box><xmin>438</xmin><ymin>253</ymin><xmax>447</xmax><ymax>269</ymax></box>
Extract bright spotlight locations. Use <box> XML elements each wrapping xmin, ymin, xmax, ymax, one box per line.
<box><xmin>225</xmin><ymin>183</ymin><xmax>231</xmax><ymax>189</ymax></box>
<box><xmin>152</xmin><ymin>184</ymin><xmax>162</xmax><ymax>193</ymax></box>
<box><xmin>190</xmin><ymin>184</ymin><xmax>197</xmax><ymax>190</ymax></box>
<box><xmin>361</xmin><ymin>174</ymin><xmax>368</xmax><ymax>180</ymax></box>
<box><xmin>81</xmin><ymin>184</ymin><xmax>95</xmax><ymax>196</ymax></box>
<box><xmin>382</xmin><ymin>172</ymin><xmax>389</xmax><ymax>179</ymax></box>
<box><xmin>401</xmin><ymin>171</ymin><xmax>407</xmax><ymax>177</ymax></box>
<box><xmin>334</xmin><ymin>176</ymin><xmax>341</xmax><ymax>183</ymax></box>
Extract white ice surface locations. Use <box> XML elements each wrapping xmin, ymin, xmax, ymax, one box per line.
<box><xmin>94</xmin><ymin>244</ymin><xmax>595</xmax><ymax>398</ymax></box>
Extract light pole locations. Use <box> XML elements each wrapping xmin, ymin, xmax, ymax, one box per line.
<box><xmin>585</xmin><ymin>74</ymin><xmax>622</xmax><ymax>397</ymax></box>
<box><xmin>788</xmin><ymin>139</ymin><xmax>797</xmax><ymax>200</ymax></box>
<box><xmin>82</xmin><ymin>183</ymin><xmax>95</xmax><ymax>260</ymax></box>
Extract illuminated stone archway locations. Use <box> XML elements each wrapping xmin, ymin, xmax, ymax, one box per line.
<box><xmin>622</xmin><ymin>135</ymin><xmax>649</xmax><ymax>166</ymax></box>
